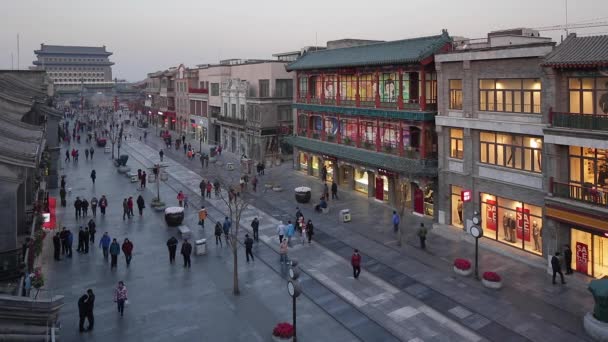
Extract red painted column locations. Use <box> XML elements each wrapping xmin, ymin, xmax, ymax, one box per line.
<box><xmin>356</xmin><ymin>117</ymin><xmax>361</xmax><ymax>147</ymax></box>
<box><xmin>355</xmin><ymin>73</ymin><xmax>361</xmax><ymax>107</ymax></box>
<box><xmin>420</xmin><ymin>122</ymin><xmax>426</xmax><ymax>159</ymax></box>
<box><xmin>296</xmin><ymin>73</ymin><xmax>301</xmax><ymax>102</ymax></box>
<box><xmin>337</xmin><ymin>114</ymin><xmax>342</xmax><ymax>144</ymax></box>
<box><xmin>375</xmin><ymin>118</ymin><xmax>381</xmax><ymax>152</ymax></box>
<box><xmin>374</xmin><ymin>71</ymin><xmax>381</xmax><ymax>108</ymax></box>
<box><xmin>420</xmin><ymin>66</ymin><xmax>427</xmax><ymax>111</ymax></box>
<box><xmin>336</xmin><ymin>74</ymin><xmax>341</xmax><ymax>106</ymax></box>
<box><xmin>321</xmin><ymin>113</ymin><xmax>326</xmax><ymax>140</ymax></box>
<box><xmin>398</xmin><ymin>122</ymin><xmax>404</xmax><ymax>156</ymax></box>
<box><xmin>397</xmin><ymin>69</ymin><xmax>404</xmax><ymax>110</ymax></box>
<box><xmin>306</xmin><ymin>75</ymin><xmax>311</xmax><ymax>104</ymax></box>
<box><xmin>320</xmin><ymin>73</ymin><xmax>325</xmax><ymax>104</ymax></box>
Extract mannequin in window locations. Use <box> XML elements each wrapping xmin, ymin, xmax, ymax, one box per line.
<box><xmin>509</xmin><ymin>213</ymin><xmax>517</xmax><ymax>243</ymax></box>
<box><xmin>503</xmin><ymin>214</ymin><xmax>510</xmax><ymax>241</ymax></box>
<box><xmin>532</xmin><ymin>220</ymin><xmax>542</xmax><ymax>252</ymax></box>
<box><xmin>598</xmin><ymin>164</ymin><xmax>608</xmax><ymax>187</ymax></box>
<box><xmin>457</xmin><ymin>199</ymin><xmax>463</xmax><ymax>224</ymax></box>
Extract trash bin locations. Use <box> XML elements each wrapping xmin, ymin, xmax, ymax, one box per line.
<box><xmin>340</xmin><ymin>209</ymin><xmax>351</xmax><ymax>223</ymax></box>
<box><xmin>196</xmin><ymin>239</ymin><xmax>207</xmax><ymax>255</ymax></box>
<box><xmin>226</xmin><ymin>162</ymin><xmax>235</xmax><ymax>171</ymax></box>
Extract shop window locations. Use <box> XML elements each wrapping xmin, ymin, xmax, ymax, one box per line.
<box><xmin>451</xmin><ymin>186</ymin><xmax>464</xmax><ymax>228</ymax></box>
<box><xmin>359</xmin><ymin>74</ymin><xmax>375</xmax><ymax>103</ymax></box>
<box><xmin>568</xmin><ymin>77</ymin><xmax>608</xmax><ymax>115</ymax></box>
<box><xmin>379</xmin><ymin>73</ymin><xmax>398</xmax><ymax>103</ymax></box>
<box><xmin>402</xmin><ymin>72</ymin><xmax>413</xmax><ymax>102</ymax></box>
<box><xmin>340</xmin><ymin>118</ymin><xmax>357</xmax><ymax>145</ymax></box>
<box><xmin>310</xmin><ymin>76</ymin><xmax>322</xmax><ymax>100</ymax></box>
<box><xmin>311</xmin><ymin>156</ymin><xmax>320</xmax><ymax>176</ymax></box>
<box><xmin>423</xmin><ymin>184</ymin><xmax>434</xmax><ymax>217</ymax></box>
<box><xmin>339</xmin><ymin>75</ymin><xmax>357</xmax><ymax>102</ymax></box>
<box><xmin>479</xmin><ymin>78</ymin><xmax>541</xmax><ymax>114</ymax></box>
<box><xmin>298</xmin><ymin>77</ymin><xmax>308</xmax><ymax>99</ymax></box>
<box><xmin>359</xmin><ymin>121</ymin><xmax>376</xmax><ymax>147</ymax></box>
<box><xmin>380</xmin><ymin>123</ymin><xmax>398</xmax><ymax>149</ymax></box>
<box><xmin>571</xmin><ymin>229</ymin><xmax>592</xmax><ymax>276</ymax></box>
<box><xmin>424</xmin><ymin>72</ymin><xmax>437</xmax><ymax>104</ymax></box>
<box><xmin>354</xmin><ymin>169</ymin><xmax>369</xmax><ymax>194</ymax></box>
<box><xmin>450</xmin><ymin>128</ymin><xmax>464</xmax><ymax>159</ymax></box>
<box><xmin>259</xmin><ymin>80</ymin><xmax>270</xmax><ymax>98</ymax></box>
<box><xmin>449</xmin><ymin>80</ymin><xmax>463</xmax><ymax>110</ymax></box>
<box><xmin>323</xmin><ymin>75</ymin><xmax>336</xmax><ymax>100</ymax></box>
<box><xmin>479</xmin><ymin>131</ymin><xmax>542</xmax><ymax>173</ymax></box>
<box><xmin>568</xmin><ymin>146</ymin><xmax>608</xmax><ymax>204</ymax></box>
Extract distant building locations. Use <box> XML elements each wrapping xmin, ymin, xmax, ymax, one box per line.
<box><xmin>32</xmin><ymin>44</ymin><xmax>114</xmax><ymax>90</ymax></box>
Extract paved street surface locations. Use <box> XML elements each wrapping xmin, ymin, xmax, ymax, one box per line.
<box><xmin>41</xmin><ymin>123</ymin><xmax>595</xmax><ymax>342</ymax></box>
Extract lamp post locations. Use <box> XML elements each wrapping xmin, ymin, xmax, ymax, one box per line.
<box><xmin>470</xmin><ymin>211</ymin><xmax>483</xmax><ymax>280</ymax></box>
<box><xmin>287</xmin><ymin>260</ymin><xmax>302</xmax><ymax>341</ymax></box>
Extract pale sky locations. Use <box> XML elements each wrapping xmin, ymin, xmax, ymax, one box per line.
<box><xmin>2</xmin><ymin>0</ymin><xmax>607</xmax><ymax>81</ymax></box>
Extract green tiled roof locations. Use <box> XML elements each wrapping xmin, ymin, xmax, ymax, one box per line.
<box><xmin>293</xmin><ymin>103</ymin><xmax>436</xmax><ymax>121</ymax></box>
<box><xmin>284</xmin><ymin>136</ymin><xmax>437</xmax><ymax>177</ymax></box>
<box><xmin>286</xmin><ymin>31</ymin><xmax>451</xmax><ymax>71</ymax></box>
<box><xmin>543</xmin><ymin>33</ymin><xmax>608</xmax><ymax>68</ymax></box>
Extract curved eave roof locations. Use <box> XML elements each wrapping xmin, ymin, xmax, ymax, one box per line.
<box><xmin>543</xmin><ymin>34</ymin><xmax>608</xmax><ymax>68</ymax></box>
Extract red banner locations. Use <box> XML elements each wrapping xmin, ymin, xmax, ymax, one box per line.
<box><xmin>486</xmin><ymin>200</ymin><xmax>497</xmax><ymax>231</ymax></box>
<box><xmin>576</xmin><ymin>242</ymin><xmax>589</xmax><ymax>275</ymax></box>
<box><xmin>42</xmin><ymin>197</ymin><xmax>57</xmax><ymax>230</ymax></box>
<box><xmin>516</xmin><ymin>207</ymin><xmax>531</xmax><ymax>242</ymax></box>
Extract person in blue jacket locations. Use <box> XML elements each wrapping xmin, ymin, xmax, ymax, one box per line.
<box><xmin>66</xmin><ymin>230</ymin><xmax>74</xmax><ymax>258</ymax></box>
<box><xmin>109</xmin><ymin>239</ymin><xmax>120</xmax><ymax>268</ymax></box>
<box><xmin>286</xmin><ymin>220</ymin><xmax>295</xmax><ymax>246</ymax></box>
<box><xmin>99</xmin><ymin>232</ymin><xmax>111</xmax><ymax>260</ymax></box>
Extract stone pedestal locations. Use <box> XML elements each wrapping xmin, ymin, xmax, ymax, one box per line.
<box><xmin>584</xmin><ymin>312</ymin><xmax>608</xmax><ymax>342</ymax></box>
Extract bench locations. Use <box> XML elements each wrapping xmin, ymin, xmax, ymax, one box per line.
<box><xmin>178</xmin><ymin>225</ymin><xmax>192</xmax><ymax>239</ymax></box>
<box><xmin>126</xmin><ymin>172</ymin><xmax>138</xmax><ymax>183</ymax></box>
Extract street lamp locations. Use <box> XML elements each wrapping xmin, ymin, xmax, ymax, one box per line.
<box><xmin>287</xmin><ymin>260</ymin><xmax>302</xmax><ymax>342</ymax></box>
<box><xmin>470</xmin><ymin>211</ymin><xmax>483</xmax><ymax>280</ymax></box>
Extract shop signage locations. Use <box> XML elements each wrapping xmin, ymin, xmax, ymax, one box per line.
<box><xmin>486</xmin><ymin>199</ymin><xmax>497</xmax><ymax>231</ymax></box>
<box><xmin>576</xmin><ymin>242</ymin><xmax>589</xmax><ymax>275</ymax></box>
<box><xmin>378</xmin><ymin>168</ymin><xmax>396</xmax><ymax>177</ymax></box>
<box><xmin>322</xmin><ymin>155</ymin><xmax>337</xmax><ymax>162</ymax></box>
<box><xmin>460</xmin><ymin>190</ymin><xmax>472</xmax><ymax>202</ymax></box>
<box><xmin>516</xmin><ymin>207</ymin><xmax>531</xmax><ymax>242</ymax></box>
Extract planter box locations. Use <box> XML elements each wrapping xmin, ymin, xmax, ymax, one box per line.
<box><xmin>295</xmin><ymin>187</ymin><xmax>311</xmax><ymax>203</ymax></box>
<box><xmin>164</xmin><ymin>207</ymin><xmax>184</xmax><ymax>226</ymax></box>
<box><xmin>482</xmin><ymin>279</ymin><xmax>502</xmax><ymax>289</ymax></box>
<box><xmin>584</xmin><ymin>312</ymin><xmax>608</xmax><ymax>342</ymax></box>
<box><xmin>453</xmin><ymin>266</ymin><xmax>472</xmax><ymax>277</ymax></box>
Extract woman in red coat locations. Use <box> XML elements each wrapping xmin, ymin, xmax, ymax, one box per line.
<box><xmin>121</xmin><ymin>239</ymin><xmax>134</xmax><ymax>267</ymax></box>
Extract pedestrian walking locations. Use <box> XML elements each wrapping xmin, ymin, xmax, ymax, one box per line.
<box><xmin>74</xmin><ymin>197</ymin><xmax>82</xmax><ymax>219</ymax></box>
<box><xmin>199</xmin><ymin>180</ymin><xmax>206</xmax><ymax>198</ymax></box>
<box><xmin>83</xmin><ymin>228</ymin><xmax>90</xmax><ymax>253</ymax></box>
<box><xmin>66</xmin><ymin>230</ymin><xmax>73</xmax><ymax>257</ymax></box>
<box><xmin>183</xmin><ymin>193</ymin><xmax>189</xmax><ymax>208</ymax></box>
<box><xmin>286</xmin><ymin>221</ymin><xmax>295</xmax><ymax>246</ymax></box>
<box><xmin>60</xmin><ymin>227</ymin><xmax>68</xmax><ymax>255</ymax></box>
<box><xmin>99</xmin><ymin>195</ymin><xmax>108</xmax><ymax>216</ymax></box>
<box><xmin>244</xmin><ymin>234</ymin><xmax>254</xmax><ymax>262</ymax></box>
<box><xmin>65</xmin><ymin>150</ymin><xmax>70</xmax><ymax>162</ymax></box>
<box><xmin>109</xmin><ymin>238</ymin><xmax>120</xmax><ymax>268</ymax></box>
<box><xmin>206</xmin><ymin>182</ymin><xmax>212</xmax><ymax>199</ymax></box>
<box><xmin>60</xmin><ymin>187</ymin><xmax>67</xmax><ymax>207</ymax></box>
<box><xmin>167</xmin><ymin>236</ymin><xmax>178</xmax><ymax>263</ymax></box>
<box><xmin>392</xmin><ymin>211</ymin><xmax>400</xmax><ymax>233</ymax></box>
<box><xmin>214</xmin><ymin>222</ymin><xmax>223</xmax><ymax>247</ymax></box>
<box><xmin>53</xmin><ymin>233</ymin><xmax>61</xmax><ymax>261</ymax></box>
<box><xmin>77</xmin><ymin>227</ymin><xmax>85</xmax><ymax>253</ymax></box>
<box><xmin>198</xmin><ymin>206</ymin><xmax>207</xmax><ymax>228</ymax></box>
<box><xmin>127</xmin><ymin>197</ymin><xmax>134</xmax><ymax>217</ymax></box>
<box><xmin>551</xmin><ymin>252</ymin><xmax>566</xmax><ymax>285</ymax></box>
<box><xmin>113</xmin><ymin>281</ymin><xmax>128</xmax><ymax>317</ymax></box>
<box><xmin>177</xmin><ymin>191</ymin><xmax>185</xmax><ymax>207</ymax></box>
<box><xmin>301</xmin><ymin>221</ymin><xmax>307</xmax><ymax>244</ymax></box>
<box><xmin>351</xmin><ymin>249</ymin><xmax>361</xmax><ymax>279</ymax></box>
<box><xmin>159</xmin><ymin>149</ymin><xmax>164</xmax><ymax>162</ymax></box>
<box><xmin>252</xmin><ymin>175</ymin><xmax>258</xmax><ymax>192</ymax></box>
<box><xmin>276</xmin><ymin>221</ymin><xmax>286</xmax><ymax>243</ymax></box>
<box><xmin>564</xmin><ymin>245</ymin><xmax>573</xmax><ymax>274</ymax></box>
<box><xmin>306</xmin><ymin>220</ymin><xmax>314</xmax><ymax>243</ymax></box>
<box><xmin>99</xmin><ymin>232</ymin><xmax>111</xmax><ymax>260</ymax></box>
<box><xmin>90</xmin><ymin>196</ymin><xmax>98</xmax><ymax>217</ymax></box>
<box><xmin>417</xmin><ymin>223</ymin><xmax>427</xmax><ymax>249</ymax></box>
<box><xmin>89</xmin><ymin>147</ymin><xmax>94</xmax><ymax>160</ymax></box>
<box><xmin>121</xmin><ymin>238</ymin><xmax>133</xmax><ymax>267</ymax></box>
<box><xmin>223</xmin><ymin>217</ymin><xmax>231</xmax><ymax>244</ymax></box>
<box><xmin>88</xmin><ymin>219</ymin><xmax>96</xmax><ymax>243</ymax></box>
<box><xmin>279</xmin><ymin>239</ymin><xmax>289</xmax><ymax>264</ymax></box>
<box><xmin>140</xmin><ymin>171</ymin><xmax>147</xmax><ymax>189</ymax></box>
<box><xmin>78</xmin><ymin>293</ymin><xmax>89</xmax><ymax>332</ymax></box>
<box><xmin>85</xmin><ymin>148</ymin><xmax>89</xmax><ymax>160</ymax></box>
<box><xmin>81</xmin><ymin>198</ymin><xmax>89</xmax><ymax>217</ymax></box>
<box><xmin>85</xmin><ymin>289</ymin><xmax>95</xmax><ymax>331</ymax></box>
<box><xmin>323</xmin><ymin>183</ymin><xmax>329</xmax><ymax>201</ymax></box>
<box><xmin>136</xmin><ymin>195</ymin><xmax>145</xmax><ymax>216</ymax></box>
<box><xmin>181</xmin><ymin>239</ymin><xmax>192</xmax><ymax>268</ymax></box>
<box><xmin>251</xmin><ymin>217</ymin><xmax>259</xmax><ymax>242</ymax></box>
<box><xmin>122</xmin><ymin>198</ymin><xmax>129</xmax><ymax>220</ymax></box>
<box><xmin>321</xmin><ymin>165</ymin><xmax>327</xmax><ymax>182</ymax></box>
<box><xmin>90</xmin><ymin>170</ymin><xmax>96</xmax><ymax>185</ymax></box>
<box><xmin>331</xmin><ymin>181</ymin><xmax>339</xmax><ymax>199</ymax></box>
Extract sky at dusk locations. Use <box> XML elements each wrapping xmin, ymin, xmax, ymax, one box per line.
<box><xmin>1</xmin><ymin>0</ymin><xmax>607</xmax><ymax>81</ymax></box>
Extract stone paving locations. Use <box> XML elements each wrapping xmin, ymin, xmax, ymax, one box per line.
<box><xmin>125</xmin><ymin>125</ymin><xmax>595</xmax><ymax>342</ymax></box>
<box><xmin>38</xmin><ymin>131</ymin><xmax>361</xmax><ymax>341</ymax></box>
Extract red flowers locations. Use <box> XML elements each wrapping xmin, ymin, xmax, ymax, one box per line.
<box><xmin>272</xmin><ymin>322</ymin><xmax>294</xmax><ymax>338</ymax></box>
<box><xmin>454</xmin><ymin>258</ymin><xmax>471</xmax><ymax>270</ymax></box>
<box><xmin>483</xmin><ymin>271</ymin><xmax>501</xmax><ymax>282</ymax></box>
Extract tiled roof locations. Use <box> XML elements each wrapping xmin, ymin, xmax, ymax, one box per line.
<box><xmin>284</xmin><ymin>136</ymin><xmax>437</xmax><ymax>177</ymax></box>
<box><xmin>35</xmin><ymin>45</ymin><xmax>111</xmax><ymax>55</ymax></box>
<box><xmin>543</xmin><ymin>33</ymin><xmax>608</xmax><ymax>68</ymax></box>
<box><xmin>286</xmin><ymin>31</ymin><xmax>451</xmax><ymax>71</ymax></box>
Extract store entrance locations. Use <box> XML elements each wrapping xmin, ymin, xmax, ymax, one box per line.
<box><xmin>414</xmin><ymin>185</ymin><xmax>424</xmax><ymax>215</ymax></box>
<box><xmin>375</xmin><ymin>177</ymin><xmax>384</xmax><ymax>201</ymax></box>
<box><xmin>340</xmin><ymin>165</ymin><xmax>352</xmax><ymax>187</ymax></box>
<box><xmin>323</xmin><ymin>160</ymin><xmax>335</xmax><ymax>182</ymax></box>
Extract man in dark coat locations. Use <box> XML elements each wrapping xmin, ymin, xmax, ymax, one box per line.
<box><xmin>331</xmin><ymin>181</ymin><xmax>339</xmax><ymax>200</ymax></box>
<box><xmin>85</xmin><ymin>289</ymin><xmax>95</xmax><ymax>330</ymax></box>
<box><xmin>74</xmin><ymin>197</ymin><xmax>82</xmax><ymax>219</ymax></box>
<box><xmin>77</xmin><ymin>227</ymin><xmax>85</xmax><ymax>253</ymax></box>
<box><xmin>167</xmin><ymin>236</ymin><xmax>178</xmax><ymax>264</ymax></box>
<box><xmin>551</xmin><ymin>252</ymin><xmax>566</xmax><ymax>285</ymax></box>
<box><xmin>181</xmin><ymin>239</ymin><xmax>192</xmax><ymax>268</ymax></box>
<box><xmin>83</xmin><ymin>228</ymin><xmax>90</xmax><ymax>254</ymax></box>
<box><xmin>60</xmin><ymin>227</ymin><xmax>69</xmax><ymax>255</ymax></box>
<box><xmin>244</xmin><ymin>234</ymin><xmax>254</xmax><ymax>262</ymax></box>
<box><xmin>53</xmin><ymin>233</ymin><xmax>61</xmax><ymax>261</ymax></box>
<box><xmin>78</xmin><ymin>293</ymin><xmax>89</xmax><ymax>332</ymax></box>
<box><xmin>564</xmin><ymin>245</ymin><xmax>573</xmax><ymax>274</ymax></box>
<box><xmin>87</xmin><ymin>219</ymin><xmax>96</xmax><ymax>243</ymax></box>
<box><xmin>59</xmin><ymin>187</ymin><xmax>67</xmax><ymax>207</ymax></box>
<box><xmin>251</xmin><ymin>218</ymin><xmax>259</xmax><ymax>242</ymax></box>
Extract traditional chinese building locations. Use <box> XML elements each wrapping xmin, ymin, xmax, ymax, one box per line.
<box><xmin>285</xmin><ymin>31</ymin><xmax>452</xmax><ymax>213</ymax></box>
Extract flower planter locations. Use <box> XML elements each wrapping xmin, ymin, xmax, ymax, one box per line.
<box><xmin>481</xmin><ymin>279</ymin><xmax>503</xmax><ymax>289</ymax></box>
<box><xmin>453</xmin><ymin>266</ymin><xmax>472</xmax><ymax>276</ymax></box>
<box><xmin>164</xmin><ymin>207</ymin><xmax>184</xmax><ymax>226</ymax></box>
<box><xmin>295</xmin><ymin>187</ymin><xmax>311</xmax><ymax>203</ymax></box>
<box><xmin>272</xmin><ymin>336</ymin><xmax>292</xmax><ymax>342</ymax></box>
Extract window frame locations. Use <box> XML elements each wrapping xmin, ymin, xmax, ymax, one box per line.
<box><xmin>450</xmin><ymin>128</ymin><xmax>464</xmax><ymax>159</ymax></box>
<box><xmin>479</xmin><ymin>131</ymin><xmax>542</xmax><ymax>173</ymax></box>
<box><xmin>449</xmin><ymin>79</ymin><xmax>463</xmax><ymax>110</ymax></box>
<box><xmin>478</xmin><ymin>78</ymin><xmax>541</xmax><ymax>114</ymax></box>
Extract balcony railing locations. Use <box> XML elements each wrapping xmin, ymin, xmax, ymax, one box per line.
<box><xmin>218</xmin><ymin>116</ymin><xmax>246</xmax><ymax>126</ymax></box>
<box><xmin>551</xmin><ymin>111</ymin><xmax>608</xmax><ymax>131</ymax></box>
<box><xmin>188</xmin><ymin>87</ymin><xmax>208</xmax><ymax>94</ymax></box>
<box><xmin>296</xmin><ymin>95</ymin><xmax>436</xmax><ymax>112</ymax></box>
<box><xmin>552</xmin><ymin>179</ymin><xmax>608</xmax><ymax>207</ymax></box>
<box><xmin>302</xmin><ymin>132</ymin><xmax>424</xmax><ymax>158</ymax></box>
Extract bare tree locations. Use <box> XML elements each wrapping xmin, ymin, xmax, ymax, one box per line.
<box><xmin>108</xmin><ymin>121</ymin><xmax>123</xmax><ymax>160</ymax></box>
<box><xmin>215</xmin><ymin>173</ymin><xmax>250</xmax><ymax>296</ymax></box>
<box><xmin>397</xmin><ymin>183</ymin><xmax>408</xmax><ymax>247</ymax></box>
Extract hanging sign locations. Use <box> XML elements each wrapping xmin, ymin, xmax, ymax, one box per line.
<box><xmin>460</xmin><ymin>190</ymin><xmax>472</xmax><ymax>202</ymax></box>
<box><xmin>486</xmin><ymin>199</ymin><xmax>497</xmax><ymax>231</ymax></box>
<box><xmin>516</xmin><ymin>207</ymin><xmax>531</xmax><ymax>242</ymax></box>
<box><xmin>576</xmin><ymin>242</ymin><xmax>589</xmax><ymax>275</ymax></box>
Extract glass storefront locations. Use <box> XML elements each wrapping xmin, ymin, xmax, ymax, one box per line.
<box><xmin>299</xmin><ymin>152</ymin><xmax>308</xmax><ymax>171</ymax></box>
<box><xmin>570</xmin><ymin>228</ymin><xmax>608</xmax><ymax>278</ymax></box>
<box><xmin>423</xmin><ymin>184</ymin><xmax>434</xmax><ymax>217</ymax></box>
<box><xmin>324</xmin><ymin>160</ymin><xmax>335</xmax><ymax>182</ymax></box>
<box><xmin>311</xmin><ymin>156</ymin><xmax>320</xmax><ymax>176</ymax></box>
<box><xmin>451</xmin><ymin>185</ymin><xmax>464</xmax><ymax>228</ymax></box>
<box><xmin>480</xmin><ymin>193</ymin><xmax>542</xmax><ymax>255</ymax></box>
<box><xmin>355</xmin><ymin>169</ymin><xmax>369</xmax><ymax>194</ymax></box>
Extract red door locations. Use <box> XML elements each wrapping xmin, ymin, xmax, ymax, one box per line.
<box><xmin>375</xmin><ymin>177</ymin><xmax>384</xmax><ymax>201</ymax></box>
<box><xmin>414</xmin><ymin>186</ymin><xmax>424</xmax><ymax>214</ymax></box>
